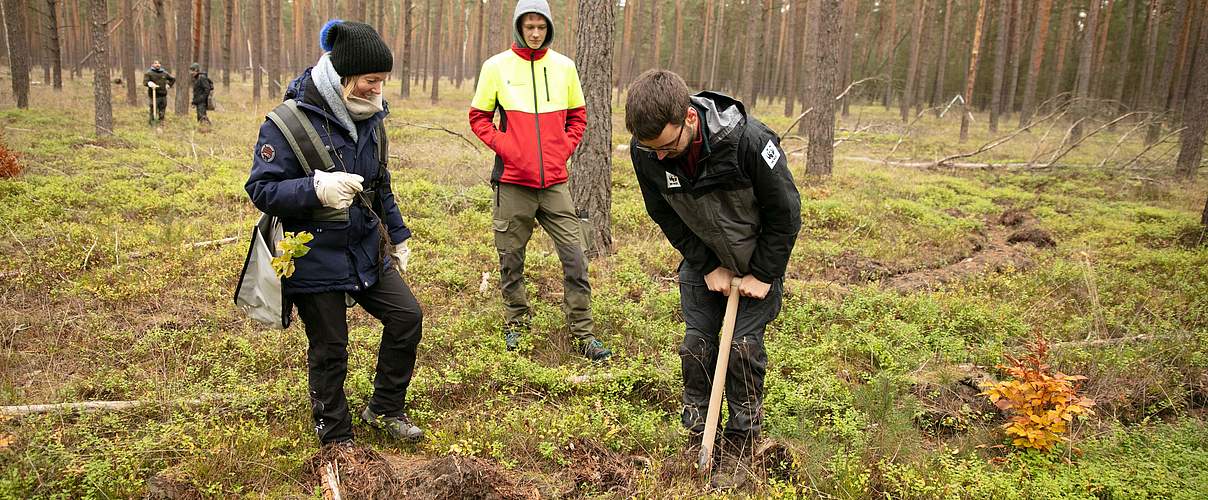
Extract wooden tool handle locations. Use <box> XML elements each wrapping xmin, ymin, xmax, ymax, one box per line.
<box><xmin>698</xmin><ymin>277</ymin><xmax>743</xmax><ymax>473</ymax></box>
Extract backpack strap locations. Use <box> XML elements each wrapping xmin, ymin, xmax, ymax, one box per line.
<box><xmin>265</xmin><ymin>99</ymin><xmax>335</xmax><ymax>176</ymax></box>
<box><xmin>265</xmin><ymin>99</ymin><xmax>347</xmax><ymax>222</ymax></box>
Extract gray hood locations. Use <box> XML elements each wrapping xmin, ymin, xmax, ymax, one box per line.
<box><xmin>513</xmin><ymin>0</ymin><xmax>554</xmax><ymax>50</ymax></box>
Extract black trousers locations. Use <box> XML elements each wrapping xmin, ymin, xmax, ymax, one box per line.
<box><xmin>678</xmin><ymin>262</ymin><xmax>783</xmax><ymax>443</ymax></box>
<box><xmin>194</xmin><ymin>103</ymin><xmax>210</xmax><ymax>124</ymax></box>
<box><xmin>291</xmin><ymin>269</ymin><xmax>423</xmax><ymax>444</ymax></box>
<box><xmin>147</xmin><ymin>92</ymin><xmax>168</xmax><ymax>122</ymax></box>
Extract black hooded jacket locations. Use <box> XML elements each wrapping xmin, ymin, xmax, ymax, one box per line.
<box><xmin>631</xmin><ymin>92</ymin><xmax>802</xmax><ymax>283</ymax></box>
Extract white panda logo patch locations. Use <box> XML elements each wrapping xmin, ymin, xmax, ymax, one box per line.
<box><xmin>761</xmin><ymin>140</ymin><xmax>781</xmax><ymax>169</ymax></box>
<box><xmin>666</xmin><ymin>171</ymin><xmax>681</xmax><ymax>188</ymax></box>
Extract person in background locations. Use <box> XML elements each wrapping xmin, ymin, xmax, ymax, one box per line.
<box><xmin>189</xmin><ymin>63</ymin><xmax>214</xmax><ymax>128</ymax></box>
<box><xmin>142</xmin><ymin>60</ymin><xmax>175</xmax><ymax>125</ymax></box>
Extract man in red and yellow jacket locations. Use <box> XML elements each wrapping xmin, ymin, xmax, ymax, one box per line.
<box><xmin>469</xmin><ymin>0</ymin><xmax>610</xmax><ymax>361</ymax></box>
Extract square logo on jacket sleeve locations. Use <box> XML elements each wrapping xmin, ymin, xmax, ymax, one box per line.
<box><xmin>761</xmin><ymin>140</ymin><xmax>781</xmax><ymax>169</ymax></box>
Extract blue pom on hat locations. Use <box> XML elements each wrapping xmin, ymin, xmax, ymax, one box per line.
<box><xmin>319</xmin><ymin>19</ymin><xmax>342</xmax><ymax>52</ymax></box>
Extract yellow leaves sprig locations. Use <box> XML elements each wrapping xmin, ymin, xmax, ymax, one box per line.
<box><xmin>271</xmin><ymin>231</ymin><xmax>313</xmax><ymax>278</ymax></box>
<box><xmin>980</xmin><ymin>337</ymin><xmax>1095</xmax><ymax>452</ymax></box>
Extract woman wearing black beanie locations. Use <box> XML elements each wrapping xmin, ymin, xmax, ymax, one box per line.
<box><xmin>245</xmin><ymin>19</ymin><xmax>424</xmax><ymax>447</ymax></box>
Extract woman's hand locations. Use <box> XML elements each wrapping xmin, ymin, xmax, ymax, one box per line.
<box><xmin>391</xmin><ymin>241</ymin><xmax>411</xmax><ymax>273</ymax></box>
<box><xmin>313</xmin><ymin>170</ymin><xmax>364</xmax><ymax>209</ymax></box>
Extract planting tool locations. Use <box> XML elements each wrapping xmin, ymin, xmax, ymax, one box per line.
<box><xmin>698</xmin><ymin>276</ymin><xmax>743</xmax><ymax>473</ymax></box>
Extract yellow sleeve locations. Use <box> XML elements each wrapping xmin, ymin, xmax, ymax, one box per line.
<box><xmin>566</xmin><ymin>61</ymin><xmax>586</xmax><ymax>110</ymax></box>
<box><xmin>470</xmin><ymin>59</ymin><xmax>499</xmax><ymax>111</ymax></box>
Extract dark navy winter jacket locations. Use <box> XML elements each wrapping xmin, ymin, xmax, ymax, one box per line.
<box><xmin>245</xmin><ymin>69</ymin><xmax>411</xmax><ymax>295</ymax></box>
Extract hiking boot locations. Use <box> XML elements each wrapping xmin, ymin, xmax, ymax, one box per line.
<box><xmin>503</xmin><ymin>321</ymin><xmax>529</xmax><ymax>351</ymax></box>
<box><xmin>360</xmin><ymin>406</ymin><xmax>424</xmax><ymax>443</ymax></box>
<box><xmin>580</xmin><ymin>338</ymin><xmax>613</xmax><ymax>361</ymax></box>
<box><xmin>710</xmin><ymin>436</ymin><xmax>757</xmax><ymax>491</ymax></box>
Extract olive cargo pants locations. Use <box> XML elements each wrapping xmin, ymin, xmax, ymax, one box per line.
<box><xmin>492</xmin><ymin>182</ymin><xmax>593</xmax><ymax>340</ymax></box>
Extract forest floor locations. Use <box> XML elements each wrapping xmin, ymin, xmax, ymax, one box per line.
<box><xmin>1</xmin><ymin>76</ymin><xmax>1207</xmax><ymax>498</ymax></box>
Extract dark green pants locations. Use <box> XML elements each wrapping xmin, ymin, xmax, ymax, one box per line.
<box><xmin>492</xmin><ymin>182</ymin><xmax>593</xmax><ymax>340</ymax></box>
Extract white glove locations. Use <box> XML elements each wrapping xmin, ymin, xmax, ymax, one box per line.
<box><xmin>312</xmin><ymin>170</ymin><xmax>364</xmax><ymax>209</ymax></box>
<box><xmin>147</xmin><ymin>81</ymin><xmax>158</xmax><ymax>89</ymax></box>
<box><xmin>391</xmin><ymin>241</ymin><xmax>411</xmax><ymax>273</ymax></box>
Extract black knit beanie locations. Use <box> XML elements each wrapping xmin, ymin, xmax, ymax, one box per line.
<box><xmin>319</xmin><ymin>19</ymin><xmax>393</xmax><ymax>76</ymax></box>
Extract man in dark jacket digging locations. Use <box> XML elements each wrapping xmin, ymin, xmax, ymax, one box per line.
<box><xmin>189</xmin><ymin>63</ymin><xmax>214</xmax><ymax>127</ymax></box>
<box><xmin>624</xmin><ymin>69</ymin><xmax>801</xmax><ymax>489</ymax></box>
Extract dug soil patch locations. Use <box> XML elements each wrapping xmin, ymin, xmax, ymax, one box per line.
<box><xmin>828</xmin><ymin>208</ymin><xmax>1055</xmax><ymax>292</ymax></box>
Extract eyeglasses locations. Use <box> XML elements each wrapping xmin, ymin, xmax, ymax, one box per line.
<box><xmin>635</xmin><ymin>117</ymin><xmax>688</xmax><ymax>154</ymax></box>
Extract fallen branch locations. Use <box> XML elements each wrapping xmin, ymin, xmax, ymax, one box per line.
<box><xmin>1041</xmin><ymin>112</ymin><xmax>1139</xmax><ymax>168</ymax></box>
<box><xmin>398</xmin><ymin>121</ymin><xmax>481</xmax><ymax>151</ymax></box>
<box><xmin>1095</xmin><ymin>119</ymin><xmax>1150</xmax><ymax>169</ymax></box>
<box><xmin>780</xmin><ymin>77</ymin><xmax>881</xmax><ymax>138</ymax></box>
<box><xmin>323</xmin><ymin>462</ymin><xmax>343</xmax><ymax>500</ymax></box>
<box><xmin>0</xmin><ymin>394</ymin><xmax>234</xmax><ymax>416</ymax></box>
<box><xmin>931</xmin><ymin>107</ymin><xmax>1065</xmax><ymax>167</ymax></box>
<box><xmin>1120</xmin><ymin>127</ymin><xmax>1186</xmax><ymax>169</ymax></box>
<box><xmin>780</xmin><ymin>107</ymin><xmax>814</xmax><ymax>139</ymax></box>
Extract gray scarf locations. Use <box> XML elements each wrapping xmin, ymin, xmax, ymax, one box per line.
<box><xmin>311</xmin><ymin>53</ymin><xmax>358</xmax><ymax>142</ymax></box>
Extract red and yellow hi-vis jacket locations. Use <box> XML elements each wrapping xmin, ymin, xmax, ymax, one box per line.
<box><xmin>469</xmin><ymin>44</ymin><xmax>587</xmax><ymax>189</ymax></box>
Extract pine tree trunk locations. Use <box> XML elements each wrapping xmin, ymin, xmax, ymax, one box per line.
<box><xmin>570</xmin><ymin>0</ymin><xmax>614</xmax><ymax>257</ymax></box>
<box><xmin>47</xmin><ymin>0</ymin><xmax>61</xmax><ymax>90</ymax></box>
<box><xmin>174</xmin><ymin>0</ymin><xmax>192</xmax><ymax>114</ymax></box>
<box><xmin>120</xmin><ymin>0</ymin><xmax>137</xmax><ymax>104</ymax></box>
<box><xmin>266</xmin><ymin>0</ymin><xmax>280</xmax><ymax>98</ymax></box>
<box><xmin>192</xmin><ymin>0</ymin><xmax>201</xmax><ymax>63</ymax></box>
<box><xmin>1176</xmin><ymin>16</ymin><xmax>1208</xmax><ymax>179</ymax></box>
<box><xmin>90</xmin><ymin>0</ymin><xmax>112</xmax><ymax>136</ymax></box>
<box><xmin>959</xmin><ymin>0</ymin><xmax>988</xmax><ymax>143</ymax></box>
<box><xmin>1018</xmin><ymin>0</ymin><xmax>1051</xmax><ymax>127</ymax></box>
<box><xmin>1089</xmin><ymin>0</ymin><xmax>1114</xmax><ymax>100</ymax></box>
<box><xmin>1167</xmin><ymin>2</ymin><xmax>1198</xmax><ymax>120</ymax></box>
<box><xmin>291</xmin><ymin>0</ymin><xmax>302</xmax><ymax>71</ymax></box>
<box><xmin>915</xmin><ymin>2</ymin><xmax>937</xmax><ymax>115</ymax></box>
<box><xmin>420</xmin><ymin>0</ymin><xmax>430</xmax><ymax>91</ymax></box>
<box><xmin>807</xmin><ymin>0</ymin><xmax>840</xmax><ymax>176</ymax></box>
<box><xmin>1046</xmin><ymin>1</ymin><xmax>1074</xmax><ymax>111</ymax></box>
<box><xmin>202</xmin><ymin>0</ymin><xmax>212</xmax><ymax>70</ymax></box>
<box><xmin>1138</xmin><ymin>0</ymin><xmax>1163</xmax><ymax>112</ymax></box>
<box><xmin>618</xmin><ymin>0</ymin><xmax>635</xmax><ymax>92</ymax></box>
<box><xmin>649</xmin><ymin>0</ymin><xmax>661</xmax><ymax>72</ymax></box>
<box><xmin>454</xmin><ymin>3</ymin><xmax>466</xmax><ymax>88</ymax></box>
<box><xmin>709</xmin><ymin>0</ymin><xmax>725</xmax><ymax>89</ymax></box>
<box><xmin>880</xmin><ymin>0</ymin><xmax>897</xmax><ymax>108</ymax></box>
<box><xmin>1147</xmin><ymin>0</ymin><xmax>1188</xmax><ymax>144</ymax></box>
<box><xmin>1109</xmin><ymin>0</ymin><xmax>1138</xmax><ymax>128</ymax></box>
<box><xmin>1003</xmin><ymin>0</ymin><xmax>1024</xmax><ymax>119</ymax></box>
<box><xmin>1070</xmin><ymin>0</ymin><xmax>1102</xmax><ymax>142</ymax></box>
<box><xmin>221</xmin><ymin>0</ymin><xmax>232</xmax><ymax>88</ymax></box>
<box><xmin>471</xmin><ymin>0</ymin><xmax>483</xmax><ymax>88</ymax></box>
<box><xmin>798</xmin><ymin>0</ymin><xmax>816</xmax><ymax>116</ymax></box>
<box><xmin>739</xmin><ymin>0</ymin><xmax>766</xmax><ymax>107</ymax></box>
<box><xmin>932</xmin><ymin>0</ymin><xmax>953</xmax><ymax>116</ymax></box>
<box><xmin>840</xmin><ymin>0</ymin><xmax>857</xmax><ymax>117</ymax></box>
<box><xmin>900</xmin><ymin>0</ymin><xmax>925</xmax><ymax>122</ymax></box>
<box><xmin>3</xmin><ymin>0</ymin><xmax>31</xmax><ymax>108</ymax></box>
<box><xmin>429</xmin><ymin>0</ymin><xmax>442</xmax><ymax>104</ymax></box>
<box><xmin>251</xmin><ymin>0</ymin><xmax>261</xmax><ymax>104</ymax></box>
<box><xmin>671</xmin><ymin>0</ymin><xmax>684</xmax><ymax>74</ymax></box>
<box><xmin>784</xmin><ymin>0</ymin><xmax>800</xmax><ymax>117</ymax></box>
<box><xmin>401</xmin><ymin>0</ymin><xmax>411</xmax><ymax>97</ymax></box>
<box><xmin>696</xmin><ymin>0</ymin><xmax>712</xmax><ymax>88</ymax></box>
<box><xmin>989</xmin><ymin>0</ymin><xmax>1009</xmax><ymax>133</ymax></box>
